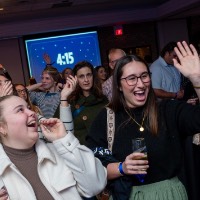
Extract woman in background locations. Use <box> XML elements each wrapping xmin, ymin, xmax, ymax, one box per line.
<box><xmin>15</xmin><ymin>83</ymin><xmax>42</xmax><ymax>115</ymax></box>
<box><xmin>95</xmin><ymin>65</ymin><xmax>107</xmax><ymax>84</ymax></box>
<box><xmin>62</xmin><ymin>67</ymin><xmax>74</xmax><ymax>84</ymax></box>
<box><xmin>55</xmin><ymin>61</ymin><xmax>108</xmax><ymax>147</ymax></box>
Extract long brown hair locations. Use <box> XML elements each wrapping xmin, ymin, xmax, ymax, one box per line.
<box><xmin>109</xmin><ymin>55</ymin><xmax>158</xmax><ymax>135</ymax></box>
<box><xmin>68</xmin><ymin>61</ymin><xmax>103</xmax><ymax>102</ymax></box>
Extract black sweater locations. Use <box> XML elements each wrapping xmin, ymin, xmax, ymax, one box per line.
<box><xmin>87</xmin><ymin>100</ymin><xmax>200</xmax><ymax>185</ymax></box>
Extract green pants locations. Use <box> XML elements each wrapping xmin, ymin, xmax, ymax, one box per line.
<box><xmin>130</xmin><ymin>177</ymin><xmax>188</xmax><ymax>200</ymax></box>
<box><xmin>110</xmin><ymin>177</ymin><xmax>188</xmax><ymax>200</ymax></box>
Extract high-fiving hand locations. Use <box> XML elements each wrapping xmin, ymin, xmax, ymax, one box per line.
<box><xmin>173</xmin><ymin>41</ymin><xmax>200</xmax><ymax>81</ymax></box>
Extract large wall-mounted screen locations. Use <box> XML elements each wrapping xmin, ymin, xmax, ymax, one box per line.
<box><xmin>25</xmin><ymin>31</ymin><xmax>101</xmax><ymax>82</ymax></box>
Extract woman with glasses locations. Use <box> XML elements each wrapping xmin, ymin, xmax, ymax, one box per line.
<box><xmin>14</xmin><ymin>84</ymin><xmax>42</xmax><ymax>115</ymax></box>
<box><xmin>87</xmin><ymin>41</ymin><xmax>200</xmax><ymax>200</ymax></box>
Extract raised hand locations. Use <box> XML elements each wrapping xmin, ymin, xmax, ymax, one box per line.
<box><xmin>60</xmin><ymin>75</ymin><xmax>77</xmax><ymax>100</ymax></box>
<box><xmin>0</xmin><ymin>81</ymin><xmax>13</xmax><ymax>97</ymax></box>
<box><xmin>40</xmin><ymin>118</ymin><xmax>67</xmax><ymax>142</ymax></box>
<box><xmin>173</xmin><ymin>41</ymin><xmax>200</xmax><ymax>81</ymax></box>
<box><xmin>43</xmin><ymin>53</ymin><xmax>52</xmax><ymax>65</ymax></box>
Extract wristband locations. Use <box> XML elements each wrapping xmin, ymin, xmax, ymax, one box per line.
<box><xmin>60</xmin><ymin>100</ymin><xmax>68</xmax><ymax>101</ymax></box>
<box><xmin>118</xmin><ymin>162</ymin><xmax>125</xmax><ymax>176</ymax></box>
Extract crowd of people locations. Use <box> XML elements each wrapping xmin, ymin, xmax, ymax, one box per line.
<box><xmin>0</xmin><ymin>41</ymin><xmax>200</xmax><ymax>200</ymax></box>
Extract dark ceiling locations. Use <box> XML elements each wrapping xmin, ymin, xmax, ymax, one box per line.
<box><xmin>0</xmin><ymin>0</ymin><xmax>172</xmax><ymax>23</ymax></box>
<box><xmin>0</xmin><ymin>0</ymin><xmax>200</xmax><ymax>39</ymax></box>
<box><xmin>0</xmin><ymin>0</ymin><xmax>200</xmax><ymax>23</ymax></box>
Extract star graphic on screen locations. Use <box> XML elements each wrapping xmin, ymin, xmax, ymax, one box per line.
<box><xmin>26</xmin><ymin>32</ymin><xmax>101</xmax><ymax>82</ymax></box>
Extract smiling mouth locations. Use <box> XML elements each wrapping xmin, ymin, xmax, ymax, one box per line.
<box><xmin>134</xmin><ymin>91</ymin><xmax>145</xmax><ymax>96</ymax></box>
<box><xmin>27</xmin><ymin>121</ymin><xmax>36</xmax><ymax>127</ymax></box>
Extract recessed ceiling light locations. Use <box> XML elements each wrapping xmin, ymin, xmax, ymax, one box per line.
<box><xmin>0</xmin><ymin>8</ymin><xmax>4</xmax><ymax>11</ymax></box>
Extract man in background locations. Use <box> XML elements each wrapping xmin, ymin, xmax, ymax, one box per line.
<box><xmin>102</xmin><ymin>48</ymin><xmax>126</xmax><ymax>101</ymax></box>
<box><xmin>150</xmin><ymin>41</ymin><xmax>184</xmax><ymax>100</ymax></box>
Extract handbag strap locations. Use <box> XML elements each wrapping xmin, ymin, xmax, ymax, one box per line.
<box><xmin>106</xmin><ymin>107</ymin><xmax>115</xmax><ymax>151</ymax></box>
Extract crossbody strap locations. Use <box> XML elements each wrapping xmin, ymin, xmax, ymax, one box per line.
<box><xmin>106</xmin><ymin>107</ymin><xmax>115</xmax><ymax>151</ymax></box>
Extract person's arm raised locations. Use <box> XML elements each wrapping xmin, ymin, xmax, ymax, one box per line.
<box><xmin>174</xmin><ymin>41</ymin><xmax>200</xmax><ymax>100</ymax></box>
<box><xmin>26</xmin><ymin>83</ymin><xmax>43</xmax><ymax>92</ymax></box>
<box><xmin>60</xmin><ymin>75</ymin><xmax>77</xmax><ymax>107</ymax></box>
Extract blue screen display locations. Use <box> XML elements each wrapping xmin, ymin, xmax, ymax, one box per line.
<box><xmin>25</xmin><ymin>31</ymin><xmax>101</xmax><ymax>82</ymax></box>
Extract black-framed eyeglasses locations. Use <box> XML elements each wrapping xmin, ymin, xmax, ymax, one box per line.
<box><xmin>120</xmin><ymin>72</ymin><xmax>151</xmax><ymax>86</ymax></box>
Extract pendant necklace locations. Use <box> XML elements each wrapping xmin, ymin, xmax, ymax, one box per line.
<box><xmin>124</xmin><ymin>108</ymin><xmax>145</xmax><ymax>132</ymax></box>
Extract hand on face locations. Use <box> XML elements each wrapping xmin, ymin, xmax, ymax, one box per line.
<box><xmin>40</xmin><ymin>118</ymin><xmax>67</xmax><ymax>142</ymax></box>
<box><xmin>60</xmin><ymin>75</ymin><xmax>77</xmax><ymax>99</ymax></box>
<box><xmin>0</xmin><ymin>81</ymin><xmax>13</xmax><ymax>97</ymax></box>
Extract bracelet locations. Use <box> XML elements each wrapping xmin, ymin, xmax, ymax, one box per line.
<box><xmin>118</xmin><ymin>162</ymin><xmax>125</xmax><ymax>176</ymax></box>
<box><xmin>193</xmin><ymin>86</ymin><xmax>200</xmax><ymax>89</ymax></box>
<box><xmin>60</xmin><ymin>99</ymin><xmax>68</xmax><ymax>101</ymax></box>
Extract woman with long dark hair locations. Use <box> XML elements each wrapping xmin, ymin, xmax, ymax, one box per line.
<box><xmin>87</xmin><ymin>41</ymin><xmax>200</xmax><ymax>200</ymax></box>
<box><xmin>56</xmin><ymin>61</ymin><xmax>108</xmax><ymax>146</ymax></box>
